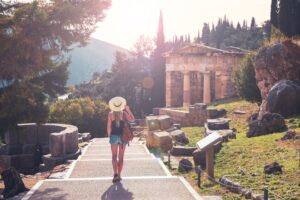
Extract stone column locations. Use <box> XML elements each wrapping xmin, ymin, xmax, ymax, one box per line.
<box><xmin>203</xmin><ymin>71</ymin><xmax>211</xmax><ymax>104</ymax></box>
<box><xmin>183</xmin><ymin>71</ymin><xmax>191</xmax><ymax>107</ymax></box>
<box><xmin>166</xmin><ymin>71</ymin><xmax>172</xmax><ymax>107</ymax></box>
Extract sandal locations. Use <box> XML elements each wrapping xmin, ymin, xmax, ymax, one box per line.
<box><xmin>117</xmin><ymin>175</ymin><xmax>122</xmax><ymax>182</ymax></box>
<box><xmin>112</xmin><ymin>174</ymin><xmax>118</xmax><ymax>183</ymax></box>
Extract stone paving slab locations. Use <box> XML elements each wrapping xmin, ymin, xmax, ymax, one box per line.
<box><xmin>80</xmin><ymin>153</ymin><xmax>154</xmax><ymax>160</ymax></box>
<box><xmin>88</xmin><ymin>144</ymin><xmax>145</xmax><ymax>153</ymax></box>
<box><xmin>92</xmin><ymin>138</ymin><xmax>142</xmax><ymax>145</ymax></box>
<box><xmin>69</xmin><ymin>159</ymin><xmax>169</xmax><ymax>178</ymax></box>
<box><xmin>25</xmin><ymin>177</ymin><xmax>202</xmax><ymax>200</ymax></box>
<box><xmin>84</xmin><ymin>145</ymin><xmax>149</xmax><ymax>155</ymax></box>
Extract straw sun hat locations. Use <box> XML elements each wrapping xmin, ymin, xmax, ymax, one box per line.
<box><xmin>108</xmin><ymin>96</ymin><xmax>127</xmax><ymax>112</ymax></box>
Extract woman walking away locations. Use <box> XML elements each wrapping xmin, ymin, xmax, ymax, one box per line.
<box><xmin>107</xmin><ymin>97</ymin><xmax>135</xmax><ymax>183</ymax></box>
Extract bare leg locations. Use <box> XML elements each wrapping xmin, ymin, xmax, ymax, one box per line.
<box><xmin>111</xmin><ymin>144</ymin><xmax>118</xmax><ymax>175</ymax></box>
<box><xmin>117</xmin><ymin>144</ymin><xmax>126</xmax><ymax>176</ymax></box>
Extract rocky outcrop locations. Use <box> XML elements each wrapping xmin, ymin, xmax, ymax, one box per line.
<box><xmin>260</xmin><ymin>80</ymin><xmax>300</xmax><ymax>117</ymax></box>
<box><xmin>254</xmin><ymin>40</ymin><xmax>300</xmax><ymax>100</ymax></box>
<box><xmin>247</xmin><ymin>112</ymin><xmax>286</xmax><ymax>137</ymax></box>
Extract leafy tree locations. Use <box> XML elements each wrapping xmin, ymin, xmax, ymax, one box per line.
<box><xmin>233</xmin><ymin>54</ymin><xmax>262</xmax><ymax>102</ymax></box>
<box><xmin>49</xmin><ymin>98</ymin><xmax>109</xmax><ymax>137</ymax></box>
<box><xmin>73</xmin><ymin>50</ymin><xmax>152</xmax><ymax>117</ymax></box>
<box><xmin>0</xmin><ymin>0</ymin><xmax>110</xmax><ymax>135</ymax></box>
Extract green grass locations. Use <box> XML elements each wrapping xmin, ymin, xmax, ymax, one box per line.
<box><xmin>181</xmin><ymin>126</ymin><xmax>205</xmax><ymax>147</ymax></box>
<box><xmin>174</xmin><ymin>99</ymin><xmax>300</xmax><ymax>199</ymax></box>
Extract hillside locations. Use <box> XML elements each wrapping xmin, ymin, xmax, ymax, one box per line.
<box><xmin>67</xmin><ymin>38</ymin><xmax>129</xmax><ymax>85</ymax></box>
<box><xmin>176</xmin><ymin>100</ymin><xmax>300</xmax><ymax>199</ymax></box>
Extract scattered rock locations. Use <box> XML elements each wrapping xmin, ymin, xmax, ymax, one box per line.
<box><xmin>281</xmin><ymin>131</ymin><xmax>297</xmax><ymax>140</ymax></box>
<box><xmin>288</xmin><ymin>125</ymin><xmax>298</xmax><ymax>129</ymax></box>
<box><xmin>48</xmin><ymin>171</ymin><xmax>68</xmax><ymax>179</ymax></box>
<box><xmin>169</xmin><ymin>129</ymin><xmax>189</xmax><ymax>145</ymax></box>
<box><xmin>264</xmin><ymin>162</ymin><xmax>283</xmax><ymax>174</ymax></box>
<box><xmin>78</xmin><ymin>137</ymin><xmax>83</xmax><ymax>143</ymax></box>
<box><xmin>207</xmin><ymin>109</ymin><xmax>227</xmax><ymax>119</ymax></box>
<box><xmin>207</xmin><ymin>118</ymin><xmax>230</xmax><ymax>130</ymax></box>
<box><xmin>288</xmin><ymin>119</ymin><xmax>295</xmax><ymax>123</ymax></box>
<box><xmin>170</xmin><ymin>146</ymin><xmax>197</xmax><ymax>156</ymax></box>
<box><xmin>241</xmin><ymin>189</ymin><xmax>252</xmax><ymax>199</ymax></box>
<box><xmin>219</xmin><ymin>176</ymin><xmax>241</xmax><ymax>193</ymax></box>
<box><xmin>250</xmin><ymin>172</ymin><xmax>260</xmax><ymax>177</ymax></box>
<box><xmin>247</xmin><ymin>112</ymin><xmax>286</xmax><ymax>137</ymax></box>
<box><xmin>234</xmin><ymin>110</ymin><xmax>247</xmax><ymax>115</ymax></box>
<box><xmin>81</xmin><ymin>132</ymin><xmax>91</xmax><ymax>142</ymax></box>
<box><xmin>178</xmin><ymin>158</ymin><xmax>193</xmax><ymax>172</ymax></box>
<box><xmin>252</xmin><ymin>193</ymin><xmax>264</xmax><ymax>200</ymax></box>
<box><xmin>260</xmin><ymin>80</ymin><xmax>300</xmax><ymax>117</ymax></box>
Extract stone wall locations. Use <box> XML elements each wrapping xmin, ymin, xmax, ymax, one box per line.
<box><xmin>0</xmin><ymin>123</ymin><xmax>79</xmax><ymax>173</ymax></box>
<box><xmin>159</xmin><ymin>103</ymin><xmax>207</xmax><ymax>126</ymax></box>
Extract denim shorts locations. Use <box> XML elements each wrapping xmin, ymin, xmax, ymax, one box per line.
<box><xmin>109</xmin><ymin>134</ymin><xmax>127</xmax><ymax>145</ymax></box>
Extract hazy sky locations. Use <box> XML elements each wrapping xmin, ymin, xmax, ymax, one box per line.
<box><xmin>92</xmin><ymin>0</ymin><xmax>271</xmax><ymax>49</ymax></box>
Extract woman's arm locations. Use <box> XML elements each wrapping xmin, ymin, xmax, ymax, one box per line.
<box><xmin>107</xmin><ymin>112</ymin><xmax>112</xmax><ymax>137</ymax></box>
<box><xmin>124</xmin><ymin>105</ymin><xmax>135</xmax><ymax>122</ymax></box>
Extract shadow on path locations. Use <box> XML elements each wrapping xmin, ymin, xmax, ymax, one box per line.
<box><xmin>101</xmin><ymin>182</ymin><xmax>133</xmax><ymax>200</ymax></box>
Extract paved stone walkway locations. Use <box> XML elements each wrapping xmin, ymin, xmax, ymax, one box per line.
<box><xmin>22</xmin><ymin>138</ymin><xmax>221</xmax><ymax>200</ymax></box>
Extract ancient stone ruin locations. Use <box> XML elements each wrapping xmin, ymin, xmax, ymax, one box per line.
<box><xmin>0</xmin><ymin>123</ymin><xmax>80</xmax><ymax>173</ymax></box>
<box><xmin>164</xmin><ymin>43</ymin><xmax>246</xmax><ymax>107</ymax></box>
<box><xmin>146</xmin><ymin>115</ymin><xmax>189</xmax><ymax>152</ymax></box>
<box><xmin>159</xmin><ymin>103</ymin><xmax>207</xmax><ymax>126</ymax></box>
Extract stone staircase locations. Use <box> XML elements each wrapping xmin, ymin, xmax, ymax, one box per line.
<box><xmin>21</xmin><ymin>138</ymin><xmax>221</xmax><ymax>200</ymax></box>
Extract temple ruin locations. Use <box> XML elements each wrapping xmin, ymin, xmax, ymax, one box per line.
<box><xmin>164</xmin><ymin>44</ymin><xmax>247</xmax><ymax>107</ymax></box>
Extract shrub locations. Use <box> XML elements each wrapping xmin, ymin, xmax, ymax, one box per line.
<box><xmin>49</xmin><ymin>98</ymin><xmax>109</xmax><ymax>137</ymax></box>
<box><xmin>233</xmin><ymin>53</ymin><xmax>262</xmax><ymax>103</ymax></box>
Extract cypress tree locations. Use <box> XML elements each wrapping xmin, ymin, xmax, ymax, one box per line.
<box><xmin>279</xmin><ymin>0</ymin><xmax>293</xmax><ymax>36</ymax></box>
<box><xmin>236</xmin><ymin>22</ymin><xmax>242</xmax><ymax>30</ymax></box>
<box><xmin>201</xmin><ymin>23</ymin><xmax>210</xmax><ymax>45</ymax></box>
<box><xmin>151</xmin><ymin>10</ymin><xmax>166</xmax><ymax>107</ymax></box>
<box><xmin>296</xmin><ymin>0</ymin><xmax>300</xmax><ymax>34</ymax></box>
<box><xmin>271</xmin><ymin>0</ymin><xmax>279</xmax><ymax>28</ymax></box>
<box><xmin>250</xmin><ymin>17</ymin><xmax>257</xmax><ymax>30</ymax></box>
